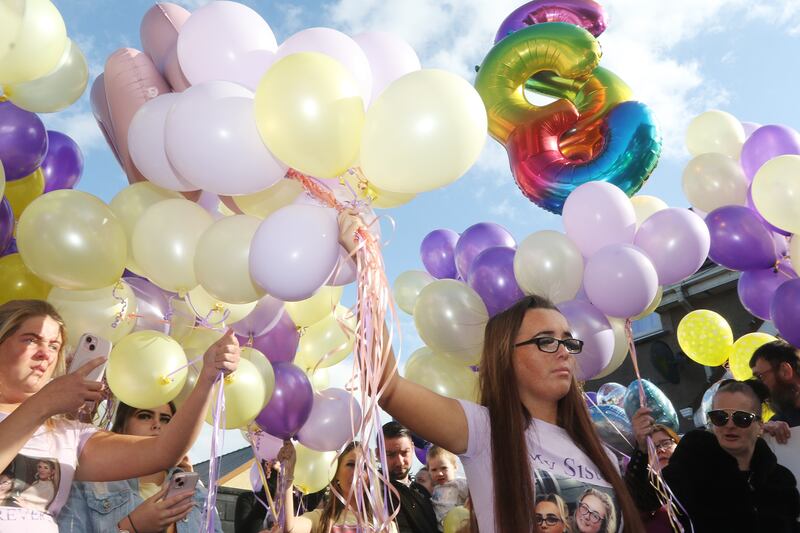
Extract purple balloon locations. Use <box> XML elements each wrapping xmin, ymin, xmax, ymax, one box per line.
<box><xmin>738</xmin><ymin>263</ymin><xmax>797</xmax><ymax>321</ymax></box>
<box><xmin>494</xmin><ymin>0</ymin><xmax>607</xmax><ymax>42</ymax></box>
<box><xmin>0</xmin><ymin>101</ymin><xmax>48</xmax><ymax>181</ymax></box>
<box><xmin>467</xmin><ymin>246</ymin><xmax>524</xmax><ymax>316</ymax></box>
<box><xmin>557</xmin><ymin>299</ymin><xmax>615</xmax><ymax>380</ymax></box>
<box><xmin>123</xmin><ymin>276</ymin><xmax>172</xmax><ymax>334</ymax></box>
<box><xmin>250</xmin><ymin>429</ymin><xmax>284</xmax><ymax>462</ymax></box>
<box><xmin>420</xmin><ymin>228</ymin><xmax>459</xmax><ymax>279</ymax></box>
<box><xmin>634</xmin><ymin>208</ymin><xmax>710</xmax><ymax>285</ymax></box>
<box><xmin>232</xmin><ymin>295</ymin><xmax>284</xmax><ymax>338</ymax></box>
<box><xmin>742</xmin><ymin>122</ymin><xmax>762</xmax><ymax>138</ymax></box>
<box><xmin>41</xmin><ymin>131</ymin><xmax>84</xmax><ymax>193</ymax></box>
<box><xmin>706</xmin><ymin>206</ymin><xmax>778</xmax><ymax>271</ymax></box>
<box><xmin>771</xmin><ymin>279</ymin><xmax>800</xmax><ymax>347</ymax></box>
<box><xmin>455</xmin><ymin>223</ymin><xmax>515</xmax><ymax>280</ymax></box>
<box><xmin>415</xmin><ymin>446</ymin><xmax>427</xmax><ymax>465</ymax></box>
<box><xmin>1</xmin><ymin>237</ymin><xmax>18</xmax><ymax>257</ymax></box>
<box><xmin>296</xmin><ymin>388</ymin><xmax>362</xmax><ymax>452</ymax></box>
<box><xmin>255</xmin><ymin>363</ymin><xmax>314</xmax><ymax>439</ymax></box>
<box><xmin>740</xmin><ymin>125</ymin><xmax>800</xmax><ymax>181</ymax></box>
<box><xmin>0</xmin><ymin>198</ymin><xmax>13</xmax><ymax>254</ymax></box>
<box><xmin>583</xmin><ymin>244</ymin><xmax>658</xmax><ymax>319</ymax></box>
<box><xmin>746</xmin><ymin>183</ymin><xmax>791</xmax><ymax>236</ymax></box>
<box><xmin>238</xmin><ymin>311</ymin><xmax>299</xmax><ymax>364</ymax></box>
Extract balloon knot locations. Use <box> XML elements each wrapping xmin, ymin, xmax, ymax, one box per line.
<box><xmin>159</xmin><ymin>376</ymin><xmax>173</xmax><ymax>385</ymax></box>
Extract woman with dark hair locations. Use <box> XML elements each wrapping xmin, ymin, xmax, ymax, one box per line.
<box><xmin>628</xmin><ymin>379</ymin><xmax>800</xmax><ymax>532</ymax></box>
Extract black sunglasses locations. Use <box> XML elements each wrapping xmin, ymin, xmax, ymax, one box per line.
<box><xmin>514</xmin><ymin>336</ymin><xmax>584</xmax><ymax>354</ymax></box>
<box><xmin>707</xmin><ymin>409</ymin><xmax>761</xmax><ymax>428</ymax></box>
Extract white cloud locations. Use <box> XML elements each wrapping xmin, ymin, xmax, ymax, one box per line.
<box><xmin>42</xmin><ymin>110</ymin><xmax>106</xmax><ymax>152</ymax></box>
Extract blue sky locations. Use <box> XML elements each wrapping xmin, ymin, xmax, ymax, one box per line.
<box><xmin>44</xmin><ymin>0</ymin><xmax>800</xmax><ymax>460</ymax></box>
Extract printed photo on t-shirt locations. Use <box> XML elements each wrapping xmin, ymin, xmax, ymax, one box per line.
<box><xmin>534</xmin><ymin>470</ymin><xmax>619</xmax><ymax>533</ymax></box>
<box><xmin>0</xmin><ymin>454</ymin><xmax>61</xmax><ymax>513</ymax></box>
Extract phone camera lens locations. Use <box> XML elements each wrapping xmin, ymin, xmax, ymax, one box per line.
<box><xmin>89</xmin><ymin>344</ymin><xmax>96</xmax><ymax>351</ymax></box>
<box><xmin>177</xmin><ymin>480</ymin><xmax>184</xmax><ymax>487</ymax></box>
<box><xmin>86</xmin><ymin>336</ymin><xmax>93</xmax><ymax>343</ymax></box>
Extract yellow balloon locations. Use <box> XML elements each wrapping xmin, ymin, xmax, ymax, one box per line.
<box><xmin>685</xmin><ymin>110</ymin><xmax>744</xmax><ymax>159</ymax></box>
<box><xmin>341</xmin><ymin>172</ymin><xmax>416</xmax><ymax>209</ymax></box>
<box><xmin>241</xmin><ymin>347</ymin><xmax>276</xmax><ymax>396</ymax></box>
<box><xmin>729</xmin><ymin>333</ymin><xmax>777</xmax><ymax>381</ymax></box>
<box><xmin>0</xmin><ymin>0</ymin><xmax>25</xmax><ymax>64</ymax></box>
<box><xmin>131</xmin><ymin>199</ymin><xmax>213</xmax><ymax>293</ymax></box>
<box><xmin>0</xmin><ymin>0</ymin><xmax>67</xmax><ymax>85</ymax></box>
<box><xmin>205</xmin><ymin>358</ymin><xmax>270</xmax><ymax>429</ymax></box>
<box><xmin>17</xmin><ymin>189</ymin><xmax>128</xmax><ymax>290</ymax></box>
<box><xmin>195</xmin><ymin>215</ymin><xmax>265</xmax><ymax>304</ymax></box>
<box><xmin>172</xmin><ymin>364</ymin><xmax>200</xmax><ymax>409</ymax></box>
<box><xmin>592</xmin><ymin>317</ymin><xmax>629</xmax><ymax>380</ymax></box>
<box><xmin>752</xmin><ymin>155</ymin><xmax>800</xmax><ymax>234</ymax></box>
<box><xmin>763</xmin><ymin>402</ymin><xmax>776</xmax><ymax>422</ymax></box>
<box><xmin>0</xmin><ymin>160</ymin><xmax>5</xmax><ymax>199</ymax></box>
<box><xmin>791</xmin><ymin>236</ymin><xmax>800</xmax><ymax>275</ymax></box>
<box><xmin>677</xmin><ymin>310</ymin><xmax>733</xmax><ymax>367</ymax></box>
<box><xmin>47</xmin><ymin>281</ymin><xmax>138</xmax><ymax>344</ymax></box>
<box><xmin>285</xmin><ymin>286</ymin><xmax>343</xmax><ymax>328</ymax></box>
<box><xmin>5</xmin><ymin>168</ymin><xmax>44</xmax><ymax>220</ymax></box>
<box><xmin>293</xmin><ymin>444</ymin><xmax>337</xmax><ymax>494</ymax></box>
<box><xmin>5</xmin><ymin>38</ymin><xmax>88</xmax><ymax>113</ymax></box>
<box><xmin>305</xmin><ymin>366</ymin><xmax>330</xmax><ymax>392</ymax></box>
<box><xmin>295</xmin><ymin>305</ymin><xmax>356</xmax><ymax>370</ymax></box>
<box><xmin>180</xmin><ymin>326</ymin><xmax>224</xmax><ymax>354</ymax></box>
<box><xmin>0</xmin><ymin>253</ymin><xmax>51</xmax><ymax>305</ymax></box>
<box><xmin>630</xmin><ymin>195</ymin><xmax>668</xmax><ymax>228</ymax></box>
<box><xmin>443</xmin><ymin>506</ymin><xmax>470</xmax><ymax>533</ymax></box>
<box><xmin>633</xmin><ymin>286</ymin><xmax>663</xmax><ymax>320</ymax></box>
<box><xmin>107</xmin><ymin>331</ymin><xmax>187</xmax><ymax>409</ymax></box>
<box><xmin>254</xmin><ymin>52</ymin><xmax>364</xmax><ymax>178</ymax></box>
<box><xmin>404</xmin><ymin>346</ymin><xmax>479</xmax><ymax>402</ymax></box>
<box><xmin>109</xmin><ymin>182</ymin><xmax>181</xmax><ymax>276</ymax></box>
<box><xmin>360</xmin><ymin>69</ymin><xmax>487</xmax><ymax>194</ymax></box>
<box><xmin>393</xmin><ymin>270</ymin><xmax>435</xmax><ymax>315</ymax></box>
<box><xmin>186</xmin><ymin>285</ymin><xmax>257</xmax><ymax>326</ymax></box>
<box><xmin>232</xmin><ymin>178</ymin><xmax>304</xmax><ymax>218</ymax></box>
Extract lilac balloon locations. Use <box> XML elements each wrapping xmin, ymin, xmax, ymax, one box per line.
<box><xmin>563</xmin><ymin>182</ymin><xmax>637</xmax><ymax>258</ymax></box>
<box><xmin>584</xmin><ymin>391</ymin><xmax>598</xmax><ymax>408</ymax></box>
<box><xmin>0</xmin><ymin>198</ymin><xmax>13</xmax><ymax>254</ymax></box>
<box><xmin>771</xmin><ymin>279</ymin><xmax>800</xmax><ymax>347</ymax></box>
<box><xmin>255</xmin><ymin>363</ymin><xmax>314</xmax><ymax>439</ymax></box>
<box><xmin>238</xmin><ymin>311</ymin><xmax>299</xmax><ymax>364</ymax></box>
<box><xmin>123</xmin><ymin>276</ymin><xmax>171</xmax><ymax>334</ymax></box>
<box><xmin>746</xmin><ymin>183</ymin><xmax>791</xmax><ymax>236</ymax></box>
<box><xmin>232</xmin><ymin>295</ymin><xmax>284</xmax><ymax>338</ymax></box>
<box><xmin>584</xmin><ymin>244</ymin><xmax>658</xmax><ymax>318</ymax></box>
<box><xmin>0</xmin><ymin>101</ymin><xmax>48</xmax><ymax>181</ymax></box>
<box><xmin>742</xmin><ymin>122</ymin><xmax>761</xmax><ymax>138</ymax></box>
<box><xmin>296</xmin><ymin>388</ymin><xmax>363</xmax><ymax>452</ymax></box>
<box><xmin>467</xmin><ymin>246</ymin><xmax>524</xmax><ymax>316</ymax></box>
<box><xmin>634</xmin><ymin>208</ymin><xmax>710</xmax><ymax>285</ymax></box>
<box><xmin>250</xmin><ymin>429</ymin><xmax>284</xmax><ymax>462</ymax></box>
<box><xmin>740</xmin><ymin>125</ymin><xmax>800</xmax><ymax>181</ymax></box>
<box><xmin>327</xmin><ymin>246</ymin><xmax>357</xmax><ymax>286</ymax></box>
<box><xmin>557</xmin><ymin>299</ymin><xmax>614</xmax><ymax>380</ymax></box>
<box><xmin>494</xmin><ymin>0</ymin><xmax>607</xmax><ymax>42</ymax></box>
<box><xmin>738</xmin><ymin>263</ymin><xmax>797</xmax><ymax>321</ymax></box>
<box><xmin>706</xmin><ymin>205</ymin><xmax>778</xmax><ymax>271</ymax></box>
<box><xmin>454</xmin><ymin>223</ymin><xmax>515</xmax><ymax>280</ymax></box>
<box><xmin>41</xmin><ymin>131</ymin><xmax>84</xmax><ymax>193</ymax></box>
<box><xmin>421</xmin><ymin>228</ymin><xmax>459</xmax><ymax>279</ymax></box>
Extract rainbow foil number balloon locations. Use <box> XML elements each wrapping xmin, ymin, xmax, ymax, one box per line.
<box><xmin>476</xmin><ymin>1</ymin><xmax>662</xmax><ymax>214</ymax></box>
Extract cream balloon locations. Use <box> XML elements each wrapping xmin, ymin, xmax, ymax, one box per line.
<box><xmin>752</xmin><ymin>155</ymin><xmax>800</xmax><ymax>234</ymax></box>
<box><xmin>172</xmin><ymin>364</ymin><xmax>200</xmax><ymax>409</ymax></box>
<box><xmin>205</xmin><ymin>358</ymin><xmax>270</xmax><ymax>429</ymax></box>
<box><xmin>393</xmin><ymin>270</ymin><xmax>435</xmax><ymax>315</ymax></box>
<box><xmin>685</xmin><ymin>110</ymin><xmax>745</xmax><ymax>158</ymax></box>
<box><xmin>791</xmin><ymin>236</ymin><xmax>799</xmax><ymax>274</ymax></box>
<box><xmin>404</xmin><ymin>346</ymin><xmax>479</xmax><ymax>402</ymax></box>
<box><xmin>180</xmin><ymin>327</ymin><xmax>224</xmax><ymax>354</ymax></box>
<box><xmin>0</xmin><ymin>0</ymin><xmax>24</xmax><ymax>64</ymax></box>
<box><xmin>0</xmin><ymin>161</ymin><xmax>5</xmax><ymax>199</ymax></box>
<box><xmin>591</xmin><ymin>317</ymin><xmax>629</xmax><ymax>380</ymax></box>
<box><xmin>681</xmin><ymin>153</ymin><xmax>748</xmax><ymax>213</ymax></box>
<box><xmin>241</xmin><ymin>347</ymin><xmax>276</xmax><ymax>404</ymax></box>
<box><xmin>232</xmin><ymin>179</ymin><xmax>304</xmax><ymax>218</ymax></box>
<box><xmin>295</xmin><ymin>305</ymin><xmax>356</xmax><ymax>370</ymax></box>
<box><xmin>413</xmin><ymin>280</ymin><xmax>488</xmax><ymax>365</ymax></box>
<box><xmin>0</xmin><ymin>0</ymin><xmax>67</xmax><ymax>85</ymax></box>
<box><xmin>169</xmin><ymin>299</ymin><xmax>197</xmax><ymax>343</ymax></box>
<box><xmin>305</xmin><ymin>367</ymin><xmax>330</xmax><ymax>391</ymax></box>
<box><xmin>109</xmin><ymin>182</ymin><xmax>181</xmax><ymax>276</ymax></box>
<box><xmin>513</xmin><ymin>231</ymin><xmax>583</xmax><ymax>304</ymax></box>
<box><xmin>633</xmin><ymin>286</ymin><xmax>663</xmax><ymax>320</ymax></box>
<box><xmin>284</xmin><ymin>286</ymin><xmax>343</xmax><ymax>328</ymax></box>
<box><xmin>185</xmin><ymin>285</ymin><xmax>257</xmax><ymax>326</ymax></box>
<box><xmin>360</xmin><ymin>69</ymin><xmax>487</xmax><ymax>194</ymax></box>
<box><xmin>131</xmin><ymin>199</ymin><xmax>213</xmax><ymax>293</ymax></box>
<box><xmin>4</xmin><ymin>38</ymin><xmax>88</xmax><ymax>113</ymax></box>
<box><xmin>341</xmin><ymin>173</ymin><xmax>416</xmax><ymax>209</ymax></box>
<box><xmin>47</xmin><ymin>281</ymin><xmax>138</xmax><ymax>344</ymax></box>
<box><xmin>195</xmin><ymin>215</ymin><xmax>265</xmax><ymax>304</ymax></box>
<box><xmin>293</xmin><ymin>444</ymin><xmax>337</xmax><ymax>494</ymax></box>
<box><xmin>631</xmin><ymin>195</ymin><xmax>668</xmax><ymax>228</ymax></box>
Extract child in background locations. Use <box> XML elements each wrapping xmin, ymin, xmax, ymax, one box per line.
<box><xmin>415</xmin><ymin>467</ymin><xmax>434</xmax><ymax>496</ymax></box>
<box><xmin>426</xmin><ymin>446</ymin><xmax>469</xmax><ymax>531</ymax></box>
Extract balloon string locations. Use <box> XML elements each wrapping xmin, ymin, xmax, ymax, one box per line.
<box><xmin>582</xmin><ymin>392</ymin><xmax>635</xmax><ymax>449</ymax></box>
<box><xmin>163</xmin><ymin>354</ymin><xmax>204</xmax><ymax>381</ymax></box>
<box><xmin>204</xmin><ymin>372</ymin><xmax>226</xmax><ymax>532</ymax></box>
<box><xmin>184</xmin><ymin>291</ymin><xmax>231</xmax><ymax>329</ymax></box>
<box><xmin>110</xmin><ymin>280</ymin><xmax>130</xmax><ymax>329</ymax></box>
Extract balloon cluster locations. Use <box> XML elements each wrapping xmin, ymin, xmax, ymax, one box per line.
<box><xmin>475</xmin><ymin>0</ymin><xmax>662</xmax><ymax>213</ymax></box>
<box><xmin>682</xmin><ymin>110</ymin><xmax>800</xmax><ymax>347</ymax></box>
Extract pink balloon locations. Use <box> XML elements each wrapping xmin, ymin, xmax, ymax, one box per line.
<box><xmin>140</xmin><ymin>2</ymin><xmax>190</xmax><ymax>72</ymax></box>
<box><xmin>163</xmin><ymin>44</ymin><xmax>191</xmax><ymax>92</ymax></box>
<box><xmin>563</xmin><ymin>182</ymin><xmax>636</xmax><ymax>257</ymax></box>
<box><xmin>353</xmin><ymin>31</ymin><xmax>420</xmax><ymax>101</ymax></box>
<box><xmin>584</xmin><ymin>244</ymin><xmax>658</xmax><ymax>318</ymax></box>
<box><xmin>250</xmin><ymin>205</ymin><xmax>340</xmax><ymax>301</ymax></box>
<box><xmin>557</xmin><ymin>299</ymin><xmax>614</xmax><ymax>380</ymax></box>
<box><xmin>104</xmin><ymin>48</ymin><xmax>171</xmax><ymax>185</ymax></box>
<box><xmin>296</xmin><ymin>388</ymin><xmax>362</xmax><ymax>452</ymax></box>
<box><xmin>634</xmin><ymin>208</ymin><xmax>710</xmax><ymax>285</ymax></box>
<box><xmin>90</xmin><ymin>74</ymin><xmax>122</xmax><ymax>166</ymax></box>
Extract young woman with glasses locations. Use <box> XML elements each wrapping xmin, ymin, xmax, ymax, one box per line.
<box><xmin>627</xmin><ymin>379</ymin><xmax>799</xmax><ymax>532</ymax></box>
<box><xmin>573</xmin><ymin>488</ymin><xmax>616</xmax><ymax>533</ymax></box>
<box><xmin>534</xmin><ymin>493</ymin><xmax>571</xmax><ymax>532</ymax></box>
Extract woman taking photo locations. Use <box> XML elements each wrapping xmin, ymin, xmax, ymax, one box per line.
<box><xmin>0</xmin><ymin>299</ymin><xmax>239</xmax><ymax>532</ymax></box>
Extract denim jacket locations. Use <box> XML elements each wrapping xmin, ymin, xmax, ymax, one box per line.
<box><xmin>57</xmin><ymin>467</ymin><xmax>222</xmax><ymax>533</ymax></box>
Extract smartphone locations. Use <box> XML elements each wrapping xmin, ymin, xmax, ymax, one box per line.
<box><xmin>165</xmin><ymin>471</ymin><xmax>199</xmax><ymax>499</ymax></box>
<box><xmin>68</xmin><ymin>333</ymin><xmax>112</xmax><ymax>382</ymax></box>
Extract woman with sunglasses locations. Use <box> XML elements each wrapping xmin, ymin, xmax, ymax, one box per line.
<box><xmin>628</xmin><ymin>379</ymin><xmax>799</xmax><ymax>532</ymax></box>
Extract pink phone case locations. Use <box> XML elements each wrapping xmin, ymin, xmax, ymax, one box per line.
<box><xmin>165</xmin><ymin>472</ymin><xmax>199</xmax><ymax>499</ymax></box>
<box><xmin>68</xmin><ymin>333</ymin><xmax>112</xmax><ymax>382</ymax></box>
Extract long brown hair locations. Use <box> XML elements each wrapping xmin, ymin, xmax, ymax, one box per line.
<box><xmin>316</xmin><ymin>442</ymin><xmax>370</xmax><ymax>533</ymax></box>
<box><xmin>479</xmin><ymin>295</ymin><xmax>644</xmax><ymax>533</ymax></box>
<box><xmin>0</xmin><ymin>300</ymin><xmax>68</xmax><ymax>380</ymax></box>
<box><xmin>110</xmin><ymin>401</ymin><xmax>177</xmax><ymax>434</ymax></box>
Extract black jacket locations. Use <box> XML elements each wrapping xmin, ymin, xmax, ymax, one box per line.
<box><xmin>389</xmin><ymin>479</ymin><xmax>438</xmax><ymax>533</ymax></box>
<box><xmin>625</xmin><ymin>429</ymin><xmax>800</xmax><ymax>533</ymax></box>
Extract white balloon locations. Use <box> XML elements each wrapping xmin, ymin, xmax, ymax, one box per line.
<box><xmin>514</xmin><ymin>231</ymin><xmax>583</xmax><ymax>304</ymax></box>
<box><xmin>353</xmin><ymin>31</ymin><xmax>420</xmax><ymax>101</ymax></box>
<box><xmin>393</xmin><ymin>270</ymin><xmax>435</xmax><ymax>314</ymax></box>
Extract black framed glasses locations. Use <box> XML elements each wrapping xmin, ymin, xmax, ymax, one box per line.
<box><xmin>577</xmin><ymin>502</ymin><xmax>604</xmax><ymax>524</ymax></box>
<box><xmin>514</xmin><ymin>336</ymin><xmax>584</xmax><ymax>354</ymax></box>
<box><xmin>535</xmin><ymin>514</ymin><xmax>563</xmax><ymax>526</ymax></box>
<box><xmin>707</xmin><ymin>409</ymin><xmax>761</xmax><ymax>428</ymax></box>
<box><xmin>654</xmin><ymin>438</ymin><xmax>676</xmax><ymax>453</ymax></box>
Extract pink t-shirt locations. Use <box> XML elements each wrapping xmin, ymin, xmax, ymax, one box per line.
<box><xmin>0</xmin><ymin>414</ymin><xmax>97</xmax><ymax>533</ymax></box>
<box><xmin>457</xmin><ymin>400</ymin><xmax>622</xmax><ymax>533</ymax></box>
